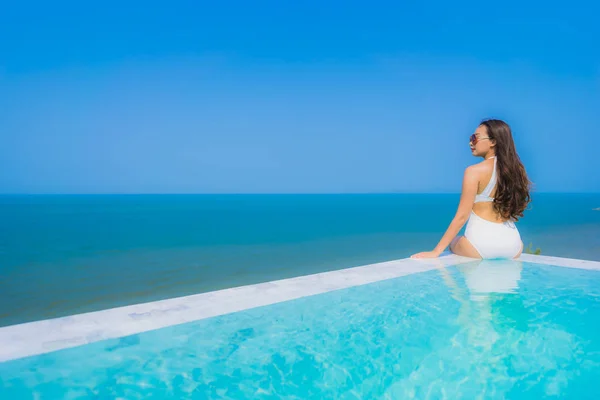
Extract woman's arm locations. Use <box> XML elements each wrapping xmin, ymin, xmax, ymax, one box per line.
<box><xmin>411</xmin><ymin>166</ymin><xmax>479</xmax><ymax>258</ymax></box>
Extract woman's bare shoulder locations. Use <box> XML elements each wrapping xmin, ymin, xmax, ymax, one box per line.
<box><xmin>463</xmin><ymin>160</ymin><xmax>491</xmax><ymax>183</ymax></box>
<box><xmin>465</xmin><ymin>161</ymin><xmax>485</xmax><ymax>173</ymax></box>
<box><xmin>468</xmin><ymin>159</ymin><xmax>493</xmax><ymax>173</ymax></box>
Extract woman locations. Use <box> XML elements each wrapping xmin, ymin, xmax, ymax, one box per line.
<box><xmin>412</xmin><ymin>119</ymin><xmax>531</xmax><ymax>259</ymax></box>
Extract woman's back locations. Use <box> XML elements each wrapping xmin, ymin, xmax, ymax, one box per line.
<box><xmin>472</xmin><ymin>156</ymin><xmax>505</xmax><ymax>223</ymax></box>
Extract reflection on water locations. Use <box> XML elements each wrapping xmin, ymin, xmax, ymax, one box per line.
<box><xmin>460</xmin><ymin>259</ymin><xmax>523</xmax><ymax>300</ymax></box>
<box><xmin>398</xmin><ymin>258</ymin><xmax>594</xmax><ymax>398</ymax></box>
<box><xmin>438</xmin><ymin>259</ymin><xmax>527</xmax><ymax>351</ymax></box>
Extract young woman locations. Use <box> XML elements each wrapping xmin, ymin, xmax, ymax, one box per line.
<box><xmin>412</xmin><ymin>119</ymin><xmax>531</xmax><ymax>259</ymax></box>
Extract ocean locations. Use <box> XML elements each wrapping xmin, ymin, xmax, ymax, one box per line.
<box><xmin>1</xmin><ymin>193</ymin><xmax>598</xmax><ymax>327</ymax></box>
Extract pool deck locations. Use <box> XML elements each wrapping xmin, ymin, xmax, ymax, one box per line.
<box><xmin>1</xmin><ymin>253</ymin><xmax>599</xmax><ymax>363</ymax></box>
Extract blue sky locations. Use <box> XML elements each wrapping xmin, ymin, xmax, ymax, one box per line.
<box><xmin>1</xmin><ymin>1</ymin><xmax>598</xmax><ymax>193</ymax></box>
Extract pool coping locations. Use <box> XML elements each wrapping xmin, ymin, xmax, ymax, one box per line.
<box><xmin>1</xmin><ymin>253</ymin><xmax>599</xmax><ymax>362</ymax></box>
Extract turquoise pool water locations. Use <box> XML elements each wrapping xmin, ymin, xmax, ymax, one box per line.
<box><xmin>1</xmin><ymin>260</ymin><xmax>600</xmax><ymax>399</ymax></box>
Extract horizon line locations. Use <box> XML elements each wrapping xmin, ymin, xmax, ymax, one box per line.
<box><xmin>0</xmin><ymin>192</ymin><xmax>598</xmax><ymax>196</ymax></box>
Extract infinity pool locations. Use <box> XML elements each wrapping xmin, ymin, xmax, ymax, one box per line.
<box><xmin>1</xmin><ymin>259</ymin><xmax>600</xmax><ymax>399</ymax></box>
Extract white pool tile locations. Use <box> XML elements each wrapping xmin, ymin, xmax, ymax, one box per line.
<box><xmin>519</xmin><ymin>254</ymin><xmax>600</xmax><ymax>270</ymax></box>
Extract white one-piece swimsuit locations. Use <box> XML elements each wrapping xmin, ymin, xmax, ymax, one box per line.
<box><xmin>464</xmin><ymin>157</ymin><xmax>523</xmax><ymax>259</ymax></box>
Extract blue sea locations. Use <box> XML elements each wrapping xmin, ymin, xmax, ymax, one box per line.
<box><xmin>1</xmin><ymin>193</ymin><xmax>599</xmax><ymax>327</ymax></box>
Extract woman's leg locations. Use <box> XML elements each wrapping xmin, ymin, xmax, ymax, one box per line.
<box><xmin>450</xmin><ymin>236</ymin><xmax>482</xmax><ymax>259</ymax></box>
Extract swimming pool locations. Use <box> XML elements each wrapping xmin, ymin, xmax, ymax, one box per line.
<box><xmin>1</xmin><ymin>255</ymin><xmax>600</xmax><ymax>399</ymax></box>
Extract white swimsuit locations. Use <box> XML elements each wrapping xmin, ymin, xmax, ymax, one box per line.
<box><xmin>464</xmin><ymin>157</ymin><xmax>523</xmax><ymax>259</ymax></box>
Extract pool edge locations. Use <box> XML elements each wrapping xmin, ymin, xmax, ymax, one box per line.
<box><xmin>0</xmin><ymin>253</ymin><xmax>598</xmax><ymax>362</ymax></box>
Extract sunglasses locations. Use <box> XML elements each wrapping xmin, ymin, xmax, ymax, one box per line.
<box><xmin>470</xmin><ymin>134</ymin><xmax>490</xmax><ymax>145</ymax></box>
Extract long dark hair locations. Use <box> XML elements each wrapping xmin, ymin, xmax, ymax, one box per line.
<box><xmin>480</xmin><ymin>119</ymin><xmax>531</xmax><ymax>221</ymax></box>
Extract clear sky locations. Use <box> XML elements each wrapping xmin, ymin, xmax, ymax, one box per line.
<box><xmin>1</xmin><ymin>1</ymin><xmax>598</xmax><ymax>193</ymax></box>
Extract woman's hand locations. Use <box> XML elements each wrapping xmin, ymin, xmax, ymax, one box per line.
<box><xmin>410</xmin><ymin>250</ymin><xmax>441</xmax><ymax>259</ymax></box>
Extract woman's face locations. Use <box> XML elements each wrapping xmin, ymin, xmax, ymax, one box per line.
<box><xmin>470</xmin><ymin>125</ymin><xmax>493</xmax><ymax>157</ymax></box>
